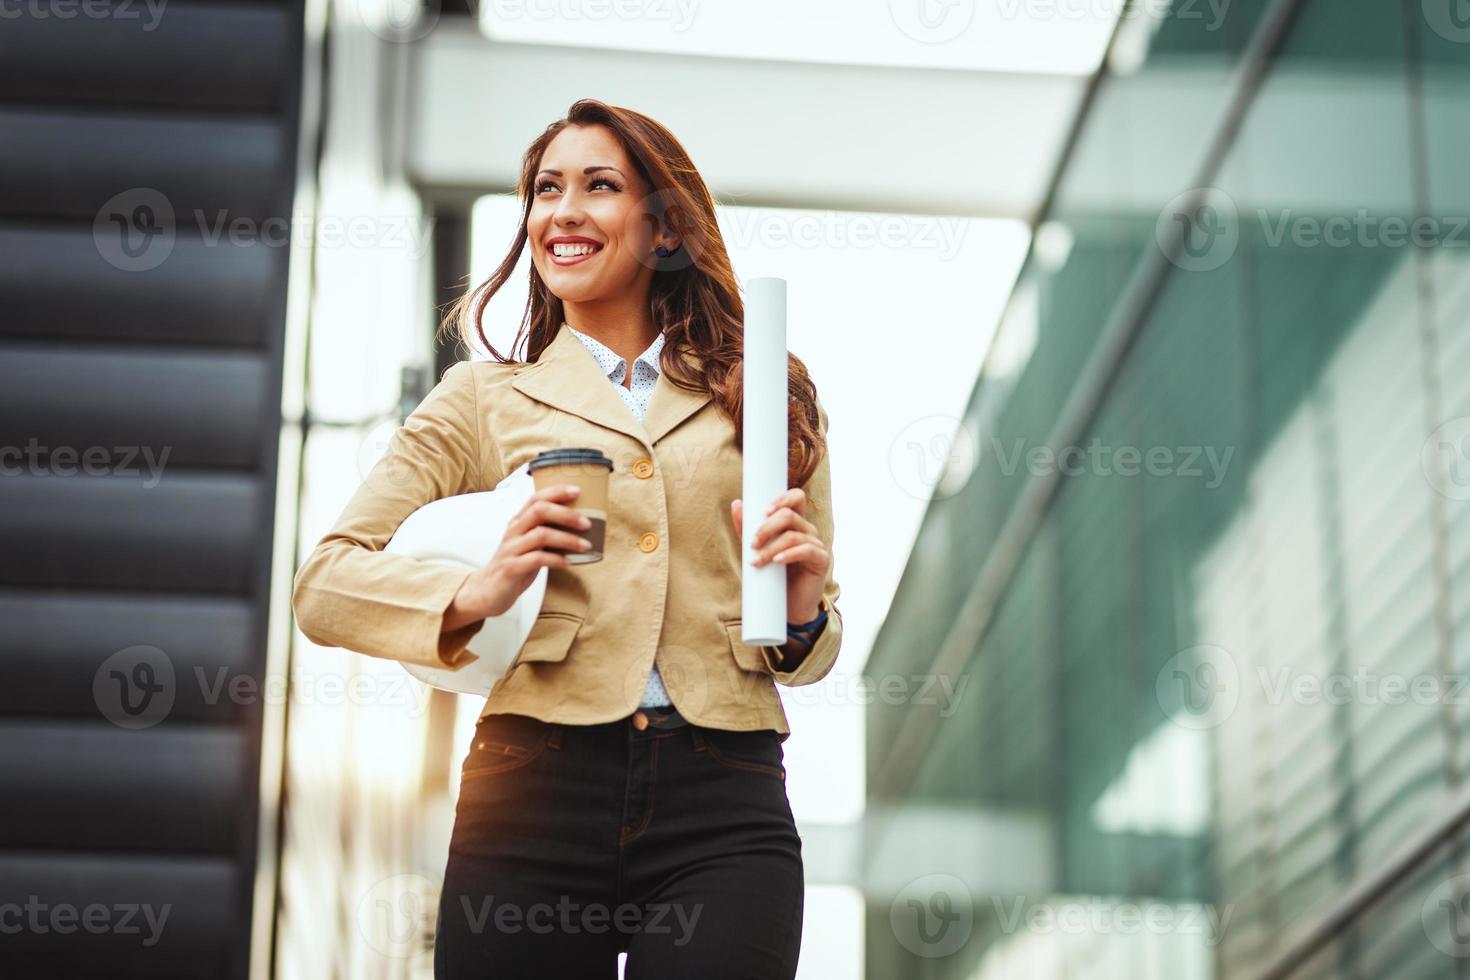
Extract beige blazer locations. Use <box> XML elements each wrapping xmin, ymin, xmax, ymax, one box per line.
<box><xmin>291</xmin><ymin>324</ymin><xmax>842</xmax><ymax>735</ymax></box>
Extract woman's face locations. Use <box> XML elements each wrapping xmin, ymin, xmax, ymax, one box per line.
<box><xmin>528</xmin><ymin>124</ymin><xmax>662</xmax><ymax>305</ymax></box>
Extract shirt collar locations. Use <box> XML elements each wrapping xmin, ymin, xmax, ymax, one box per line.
<box><xmin>563</xmin><ymin>322</ymin><xmax>665</xmax><ymax>381</ymax></box>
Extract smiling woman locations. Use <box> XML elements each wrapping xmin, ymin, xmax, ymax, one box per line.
<box><xmin>440</xmin><ymin>100</ymin><xmax>829</xmax><ymax>499</ymax></box>
<box><xmin>296</xmin><ymin>98</ymin><xmax>845</xmax><ymax>978</ymax></box>
<box><xmin>427</xmin><ymin>99</ymin><xmax>830</xmax><ymax>978</ymax></box>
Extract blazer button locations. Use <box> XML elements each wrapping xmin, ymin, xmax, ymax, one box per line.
<box><xmin>633</xmin><ymin>458</ymin><xmax>654</xmax><ymax>479</ymax></box>
<box><xmin>639</xmin><ymin>531</ymin><xmax>659</xmax><ymax>553</ymax></box>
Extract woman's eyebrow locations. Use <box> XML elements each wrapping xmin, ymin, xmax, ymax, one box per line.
<box><xmin>536</xmin><ymin>166</ymin><xmax>625</xmax><ymax>178</ymax></box>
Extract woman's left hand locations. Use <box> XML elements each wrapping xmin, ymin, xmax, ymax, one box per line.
<box><xmin>731</xmin><ymin>489</ymin><xmax>830</xmax><ymax>624</ymax></box>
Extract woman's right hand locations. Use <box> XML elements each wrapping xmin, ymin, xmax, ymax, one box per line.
<box><xmin>444</xmin><ymin>484</ymin><xmax>592</xmax><ymax>627</ymax></box>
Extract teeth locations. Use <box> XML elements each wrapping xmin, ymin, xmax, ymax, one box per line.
<box><xmin>552</xmin><ymin>242</ymin><xmax>599</xmax><ymax>257</ymax></box>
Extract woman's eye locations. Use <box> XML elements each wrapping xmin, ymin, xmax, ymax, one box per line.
<box><xmin>535</xmin><ymin>177</ymin><xmax>620</xmax><ymax>194</ymax></box>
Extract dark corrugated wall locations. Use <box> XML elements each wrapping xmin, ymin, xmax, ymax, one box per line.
<box><xmin>0</xmin><ymin>2</ymin><xmax>306</xmax><ymax>976</ymax></box>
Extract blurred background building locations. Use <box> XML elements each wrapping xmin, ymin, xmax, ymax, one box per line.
<box><xmin>2</xmin><ymin>0</ymin><xmax>1467</xmax><ymax>978</ymax></box>
<box><xmin>866</xmin><ymin>1</ymin><xmax>1470</xmax><ymax>978</ymax></box>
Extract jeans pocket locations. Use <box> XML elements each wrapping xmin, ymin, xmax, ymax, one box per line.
<box><xmin>701</xmin><ymin>728</ymin><xmax>786</xmax><ymax>781</ymax></box>
<box><xmin>463</xmin><ymin>714</ymin><xmax>552</xmax><ymax>778</ymax></box>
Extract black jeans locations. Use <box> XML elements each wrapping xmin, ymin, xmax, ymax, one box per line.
<box><xmin>434</xmin><ymin>706</ymin><xmax>805</xmax><ymax>979</ymax></box>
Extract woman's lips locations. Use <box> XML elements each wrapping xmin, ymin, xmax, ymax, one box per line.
<box><xmin>549</xmin><ymin>244</ymin><xmax>602</xmax><ymax>267</ymax></box>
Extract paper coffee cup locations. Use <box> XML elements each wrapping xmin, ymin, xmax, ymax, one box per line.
<box><xmin>526</xmin><ymin>448</ymin><xmax>613</xmax><ymax>563</ymax></box>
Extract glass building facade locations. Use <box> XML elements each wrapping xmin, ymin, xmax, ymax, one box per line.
<box><xmin>865</xmin><ymin>1</ymin><xmax>1470</xmax><ymax>977</ymax></box>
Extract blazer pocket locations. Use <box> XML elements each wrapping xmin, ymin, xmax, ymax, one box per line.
<box><xmin>723</xmin><ymin>618</ymin><xmax>769</xmax><ymax>673</ymax></box>
<box><xmin>514</xmin><ymin>610</ymin><xmax>584</xmax><ymax>665</ymax></box>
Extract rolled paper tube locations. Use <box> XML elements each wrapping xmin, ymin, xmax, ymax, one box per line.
<box><xmin>742</xmin><ymin>277</ymin><xmax>789</xmax><ymax>646</ymax></box>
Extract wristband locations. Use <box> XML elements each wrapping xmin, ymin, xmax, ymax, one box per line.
<box><xmin>786</xmin><ymin>603</ymin><xmax>828</xmax><ymax>645</ymax></box>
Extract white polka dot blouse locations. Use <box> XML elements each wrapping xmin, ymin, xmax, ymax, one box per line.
<box><xmin>563</xmin><ymin>323</ymin><xmax>673</xmax><ymax>708</ymax></box>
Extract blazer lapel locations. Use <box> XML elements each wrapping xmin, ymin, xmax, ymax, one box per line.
<box><xmin>511</xmin><ymin>323</ymin><xmax>712</xmax><ymax>449</ymax></box>
<box><xmin>643</xmin><ymin>343</ymin><xmax>712</xmax><ymax>445</ymax></box>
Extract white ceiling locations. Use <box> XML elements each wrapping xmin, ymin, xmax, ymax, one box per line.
<box><xmin>477</xmin><ymin>0</ymin><xmax>1117</xmax><ymax>75</ymax></box>
<box><xmin>407</xmin><ymin>19</ymin><xmax>1093</xmax><ymax>221</ymax></box>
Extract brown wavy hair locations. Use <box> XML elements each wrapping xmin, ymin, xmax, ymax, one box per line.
<box><xmin>436</xmin><ymin>98</ymin><xmax>826</xmax><ymax>489</ymax></box>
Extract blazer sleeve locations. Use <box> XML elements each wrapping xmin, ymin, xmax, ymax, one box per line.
<box><xmin>291</xmin><ymin>360</ymin><xmax>494</xmax><ymax>669</ymax></box>
<box><xmin>757</xmin><ymin>392</ymin><xmax>842</xmax><ymax>686</ymax></box>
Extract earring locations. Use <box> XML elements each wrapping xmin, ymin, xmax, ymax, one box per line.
<box><xmin>655</xmin><ymin>244</ymin><xmax>672</xmax><ymax>258</ymax></box>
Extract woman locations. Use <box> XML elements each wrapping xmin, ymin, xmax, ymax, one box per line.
<box><xmin>291</xmin><ymin>98</ymin><xmax>841</xmax><ymax>978</ymax></box>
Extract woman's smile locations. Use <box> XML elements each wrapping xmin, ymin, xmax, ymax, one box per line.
<box><xmin>547</xmin><ymin>235</ymin><xmax>604</xmax><ymax>266</ymax></box>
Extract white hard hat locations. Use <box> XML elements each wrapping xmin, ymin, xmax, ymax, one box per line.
<box><xmin>383</xmin><ymin>469</ymin><xmax>546</xmax><ymax>695</ymax></box>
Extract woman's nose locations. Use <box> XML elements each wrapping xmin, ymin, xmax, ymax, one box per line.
<box><xmin>554</xmin><ymin>193</ymin><xmax>586</xmax><ymax>223</ymax></box>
